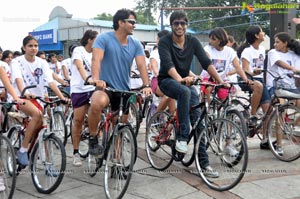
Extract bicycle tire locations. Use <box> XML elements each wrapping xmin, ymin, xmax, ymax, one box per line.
<box><xmin>104</xmin><ymin>125</ymin><xmax>136</xmax><ymax>199</ymax></box>
<box><xmin>145</xmin><ymin>111</ymin><xmax>174</xmax><ymax>171</ymax></box>
<box><xmin>50</xmin><ymin>111</ymin><xmax>68</xmax><ymax>146</ymax></box>
<box><xmin>267</xmin><ymin>104</ymin><xmax>300</xmax><ymax>162</ymax></box>
<box><xmin>128</xmin><ymin>101</ymin><xmax>140</xmax><ymax>137</ymax></box>
<box><xmin>30</xmin><ymin>134</ymin><xmax>66</xmax><ymax>194</ymax></box>
<box><xmin>181</xmin><ymin>133</ymin><xmax>195</xmax><ymax>167</ymax></box>
<box><xmin>195</xmin><ymin>118</ymin><xmax>248</xmax><ymax>191</ymax></box>
<box><xmin>225</xmin><ymin>109</ymin><xmax>248</xmax><ymax>147</ymax></box>
<box><xmin>7</xmin><ymin>125</ymin><xmax>23</xmax><ymax>176</ymax></box>
<box><xmin>145</xmin><ymin>103</ymin><xmax>157</xmax><ymax>127</ymax></box>
<box><xmin>0</xmin><ymin>135</ymin><xmax>17</xmax><ymax>199</ymax></box>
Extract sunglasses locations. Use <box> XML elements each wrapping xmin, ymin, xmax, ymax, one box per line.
<box><xmin>172</xmin><ymin>20</ymin><xmax>187</xmax><ymax>27</ymax></box>
<box><xmin>123</xmin><ymin>19</ymin><xmax>136</xmax><ymax>25</ymax></box>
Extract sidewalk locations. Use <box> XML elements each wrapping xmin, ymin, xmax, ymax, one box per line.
<box><xmin>11</xmin><ymin>124</ymin><xmax>300</xmax><ymax>199</ymax></box>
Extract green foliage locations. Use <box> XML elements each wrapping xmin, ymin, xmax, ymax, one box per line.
<box><xmin>134</xmin><ymin>0</ymin><xmax>270</xmax><ymax>43</ymax></box>
<box><xmin>94</xmin><ymin>13</ymin><xmax>113</xmax><ymax>21</ymax></box>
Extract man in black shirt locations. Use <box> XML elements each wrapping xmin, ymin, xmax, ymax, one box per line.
<box><xmin>158</xmin><ymin>10</ymin><xmax>226</xmax><ymax>178</ymax></box>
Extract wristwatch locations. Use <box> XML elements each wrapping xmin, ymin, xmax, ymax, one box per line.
<box><xmin>143</xmin><ymin>84</ymin><xmax>150</xmax><ymax>88</ymax></box>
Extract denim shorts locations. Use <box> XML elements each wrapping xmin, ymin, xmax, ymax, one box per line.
<box><xmin>238</xmin><ymin>77</ymin><xmax>270</xmax><ymax>105</ymax></box>
<box><xmin>71</xmin><ymin>90</ymin><xmax>94</xmax><ymax>108</ymax></box>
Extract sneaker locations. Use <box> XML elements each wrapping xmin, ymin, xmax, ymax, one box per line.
<box><xmin>110</xmin><ymin>166</ymin><xmax>128</xmax><ymax>180</ymax></box>
<box><xmin>73</xmin><ymin>153</ymin><xmax>82</xmax><ymax>167</ymax></box>
<box><xmin>45</xmin><ymin>165</ymin><xmax>59</xmax><ymax>177</ymax></box>
<box><xmin>0</xmin><ymin>176</ymin><xmax>5</xmax><ymax>192</ymax></box>
<box><xmin>224</xmin><ymin>144</ymin><xmax>239</xmax><ymax>157</ymax></box>
<box><xmin>17</xmin><ymin>150</ymin><xmax>28</xmax><ymax>166</ymax></box>
<box><xmin>249</xmin><ymin>115</ymin><xmax>258</xmax><ymax>126</ymax></box>
<box><xmin>276</xmin><ymin>146</ymin><xmax>284</xmax><ymax>156</ymax></box>
<box><xmin>202</xmin><ymin>165</ymin><xmax>219</xmax><ymax>178</ymax></box>
<box><xmin>175</xmin><ymin>140</ymin><xmax>188</xmax><ymax>153</ymax></box>
<box><xmin>89</xmin><ymin>136</ymin><xmax>103</xmax><ymax>157</ymax></box>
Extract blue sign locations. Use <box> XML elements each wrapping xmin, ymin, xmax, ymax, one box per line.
<box><xmin>29</xmin><ymin>29</ymin><xmax>57</xmax><ymax>45</ymax></box>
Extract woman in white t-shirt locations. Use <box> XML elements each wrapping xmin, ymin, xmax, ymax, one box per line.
<box><xmin>267</xmin><ymin>32</ymin><xmax>300</xmax><ymax>95</ymax></box>
<box><xmin>201</xmin><ymin>28</ymin><xmax>256</xmax><ymax>156</ymax></box>
<box><xmin>10</xmin><ymin>35</ymin><xmax>68</xmax><ymax>167</ymax></box>
<box><xmin>237</xmin><ymin>25</ymin><xmax>271</xmax><ymax>149</ymax></box>
<box><xmin>70</xmin><ymin>29</ymin><xmax>98</xmax><ymax>166</ymax></box>
<box><xmin>266</xmin><ymin>32</ymin><xmax>300</xmax><ymax>155</ymax></box>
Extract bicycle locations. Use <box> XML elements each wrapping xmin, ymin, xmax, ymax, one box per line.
<box><xmin>84</xmin><ymin>79</ymin><xmax>137</xmax><ymax>199</ymax></box>
<box><xmin>46</xmin><ymin>86</ymin><xmax>69</xmax><ymax>145</ymax></box>
<box><xmin>232</xmin><ymin>70</ymin><xmax>300</xmax><ymax>161</ymax></box>
<box><xmin>7</xmin><ymin>85</ymin><xmax>67</xmax><ymax>194</ymax></box>
<box><xmin>146</xmin><ymin>79</ymin><xmax>248</xmax><ymax>191</ymax></box>
<box><xmin>266</xmin><ymin>70</ymin><xmax>300</xmax><ymax>161</ymax></box>
<box><xmin>128</xmin><ymin>87</ymin><xmax>154</xmax><ymax>137</ymax></box>
<box><xmin>0</xmin><ymin>101</ymin><xmax>17</xmax><ymax>199</ymax></box>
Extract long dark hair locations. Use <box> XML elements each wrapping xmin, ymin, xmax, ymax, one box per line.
<box><xmin>80</xmin><ymin>29</ymin><xmax>98</xmax><ymax>46</ymax></box>
<box><xmin>275</xmin><ymin>32</ymin><xmax>300</xmax><ymax>55</ymax></box>
<box><xmin>237</xmin><ymin>25</ymin><xmax>262</xmax><ymax>58</ymax></box>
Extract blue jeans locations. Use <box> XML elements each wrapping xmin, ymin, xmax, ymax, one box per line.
<box><xmin>159</xmin><ymin>78</ymin><xmax>209</xmax><ymax>168</ymax></box>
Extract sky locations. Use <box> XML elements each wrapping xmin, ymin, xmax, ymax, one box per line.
<box><xmin>0</xmin><ymin>0</ymin><xmax>137</xmax><ymax>51</ymax></box>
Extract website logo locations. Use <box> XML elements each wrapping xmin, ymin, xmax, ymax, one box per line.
<box><xmin>241</xmin><ymin>2</ymin><xmax>299</xmax><ymax>15</ymax></box>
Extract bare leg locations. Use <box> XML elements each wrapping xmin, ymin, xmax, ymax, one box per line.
<box><xmin>88</xmin><ymin>90</ymin><xmax>109</xmax><ymax>136</ymax></box>
<box><xmin>72</xmin><ymin>105</ymin><xmax>87</xmax><ymax>151</ymax></box>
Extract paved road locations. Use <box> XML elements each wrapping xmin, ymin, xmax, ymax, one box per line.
<box><xmin>9</xmin><ymin>124</ymin><xmax>300</xmax><ymax>199</ymax></box>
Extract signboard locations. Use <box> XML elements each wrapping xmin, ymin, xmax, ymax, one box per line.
<box><xmin>29</xmin><ymin>29</ymin><xmax>57</xmax><ymax>45</ymax></box>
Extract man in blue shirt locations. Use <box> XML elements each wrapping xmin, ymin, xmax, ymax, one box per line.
<box><xmin>88</xmin><ymin>8</ymin><xmax>151</xmax><ymax>155</ymax></box>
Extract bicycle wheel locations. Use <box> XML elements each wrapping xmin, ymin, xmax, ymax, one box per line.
<box><xmin>225</xmin><ymin>109</ymin><xmax>247</xmax><ymax>146</ymax></box>
<box><xmin>7</xmin><ymin>125</ymin><xmax>23</xmax><ymax>175</ymax></box>
<box><xmin>181</xmin><ymin>133</ymin><xmax>195</xmax><ymax>167</ymax></box>
<box><xmin>195</xmin><ymin>118</ymin><xmax>248</xmax><ymax>191</ymax></box>
<box><xmin>50</xmin><ymin>111</ymin><xmax>68</xmax><ymax>146</ymax></box>
<box><xmin>145</xmin><ymin>111</ymin><xmax>174</xmax><ymax>170</ymax></box>
<box><xmin>0</xmin><ymin>135</ymin><xmax>17</xmax><ymax>199</ymax></box>
<box><xmin>145</xmin><ymin>103</ymin><xmax>157</xmax><ymax>127</ymax></box>
<box><xmin>30</xmin><ymin>134</ymin><xmax>66</xmax><ymax>194</ymax></box>
<box><xmin>267</xmin><ymin>104</ymin><xmax>300</xmax><ymax>162</ymax></box>
<box><xmin>104</xmin><ymin>125</ymin><xmax>136</xmax><ymax>199</ymax></box>
<box><xmin>127</xmin><ymin>102</ymin><xmax>140</xmax><ymax>137</ymax></box>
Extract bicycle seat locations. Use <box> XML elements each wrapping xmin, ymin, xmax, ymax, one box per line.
<box><xmin>275</xmin><ymin>89</ymin><xmax>300</xmax><ymax>100</ymax></box>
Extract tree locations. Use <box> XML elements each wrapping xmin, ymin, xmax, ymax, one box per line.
<box><xmin>134</xmin><ymin>0</ymin><xmax>270</xmax><ymax>43</ymax></box>
<box><xmin>94</xmin><ymin>13</ymin><xmax>113</xmax><ymax>21</ymax></box>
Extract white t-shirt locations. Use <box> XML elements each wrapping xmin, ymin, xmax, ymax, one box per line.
<box><xmin>267</xmin><ymin>49</ymin><xmax>298</xmax><ymax>89</ymax></box>
<box><xmin>201</xmin><ymin>45</ymin><xmax>236</xmax><ymax>80</ymax></box>
<box><xmin>61</xmin><ymin>58</ymin><xmax>72</xmax><ymax>78</ymax></box>
<box><xmin>241</xmin><ymin>45</ymin><xmax>265</xmax><ymax>79</ymax></box>
<box><xmin>149</xmin><ymin>49</ymin><xmax>160</xmax><ymax>77</ymax></box>
<box><xmin>70</xmin><ymin>46</ymin><xmax>94</xmax><ymax>93</ymax></box>
<box><xmin>10</xmin><ymin>55</ymin><xmax>54</xmax><ymax>97</ymax></box>
<box><xmin>129</xmin><ymin>57</ymin><xmax>150</xmax><ymax>90</ymax></box>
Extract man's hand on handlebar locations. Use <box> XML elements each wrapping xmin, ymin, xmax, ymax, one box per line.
<box><xmin>181</xmin><ymin>76</ymin><xmax>195</xmax><ymax>86</ymax></box>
